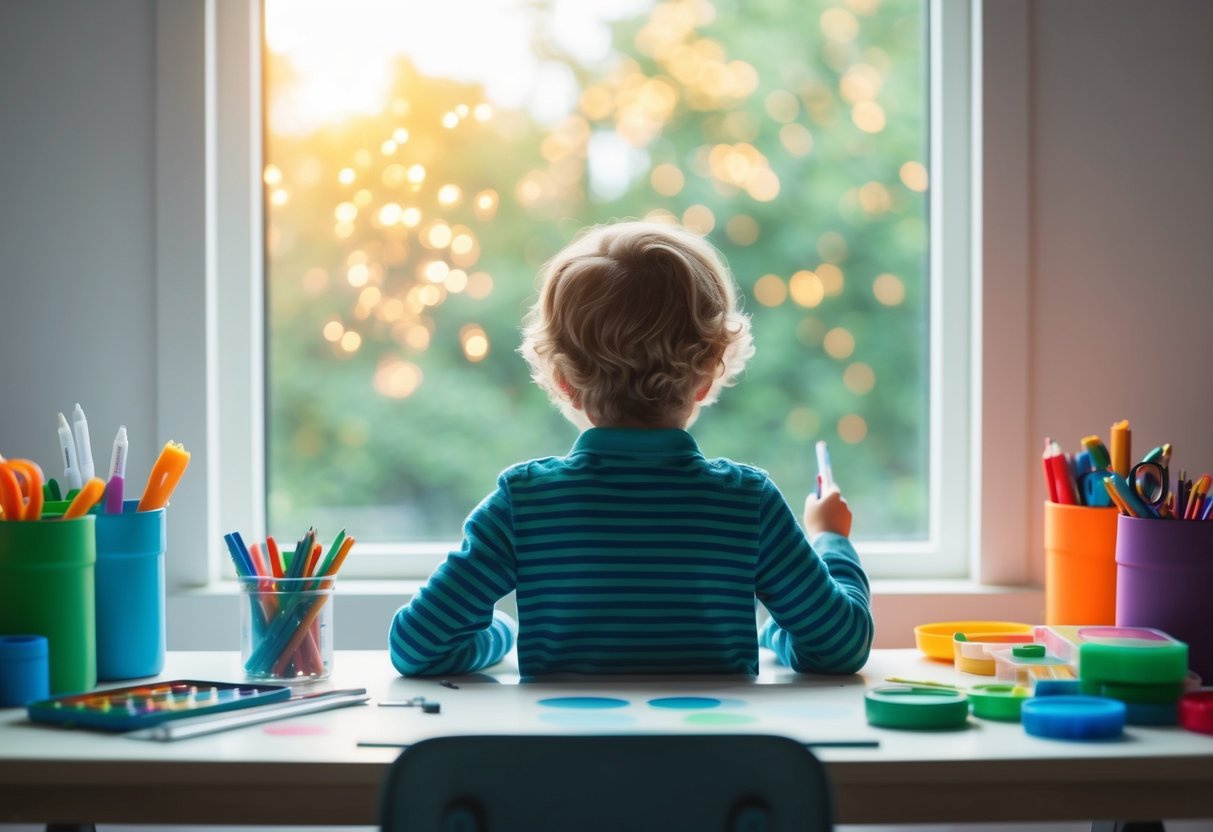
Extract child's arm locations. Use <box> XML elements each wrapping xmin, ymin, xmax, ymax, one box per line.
<box><xmin>388</xmin><ymin>478</ymin><xmax>519</xmax><ymax>677</ymax></box>
<box><xmin>754</xmin><ymin>481</ymin><xmax>873</xmax><ymax>674</ymax></box>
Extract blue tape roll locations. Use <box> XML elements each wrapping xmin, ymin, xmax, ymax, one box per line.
<box><xmin>0</xmin><ymin>635</ymin><xmax>50</xmax><ymax>707</ymax></box>
<box><xmin>1034</xmin><ymin>679</ymin><xmax>1082</xmax><ymax>697</ymax></box>
<box><xmin>1022</xmin><ymin>695</ymin><xmax>1125</xmax><ymax>740</ymax></box>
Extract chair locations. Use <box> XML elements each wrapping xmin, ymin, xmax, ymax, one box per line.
<box><xmin>379</xmin><ymin>734</ymin><xmax>833</xmax><ymax>832</ymax></box>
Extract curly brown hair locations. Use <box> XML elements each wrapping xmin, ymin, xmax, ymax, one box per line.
<box><xmin>520</xmin><ymin>221</ymin><xmax>754</xmax><ymax>427</ymax></box>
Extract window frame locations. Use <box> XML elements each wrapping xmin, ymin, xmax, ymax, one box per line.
<box><xmin>161</xmin><ymin>0</ymin><xmax>1033</xmax><ymax>596</ymax></box>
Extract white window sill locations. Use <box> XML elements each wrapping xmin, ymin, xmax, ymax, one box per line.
<box><xmin>166</xmin><ymin>579</ymin><xmax>1043</xmax><ymax>652</ymax></box>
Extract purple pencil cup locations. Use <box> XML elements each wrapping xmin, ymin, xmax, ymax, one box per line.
<box><xmin>1115</xmin><ymin>515</ymin><xmax>1213</xmax><ymax>681</ymax></box>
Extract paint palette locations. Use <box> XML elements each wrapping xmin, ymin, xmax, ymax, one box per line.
<box><xmin>27</xmin><ymin>679</ymin><xmax>291</xmax><ymax>732</ymax></box>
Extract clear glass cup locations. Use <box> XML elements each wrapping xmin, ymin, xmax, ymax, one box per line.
<box><xmin>239</xmin><ymin>576</ymin><xmax>334</xmax><ymax>682</ymax></box>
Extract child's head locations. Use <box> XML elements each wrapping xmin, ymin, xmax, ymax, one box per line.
<box><xmin>520</xmin><ymin>221</ymin><xmax>754</xmax><ymax>428</ymax></box>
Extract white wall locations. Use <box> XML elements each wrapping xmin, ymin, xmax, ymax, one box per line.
<box><xmin>2</xmin><ymin>0</ymin><xmax>1212</xmax><ymax>648</ymax></box>
<box><xmin>1025</xmin><ymin>0</ymin><xmax>1213</xmax><ymax>577</ymax></box>
<box><xmin>0</xmin><ymin>0</ymin><xmax>158</xmax><ymax>487</ymax></box>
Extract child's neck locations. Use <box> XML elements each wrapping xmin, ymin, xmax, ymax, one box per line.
<box><xmin>589</xmin><ymin>407</ymin><xmax>693</xmax><ymax>431</ymax></box>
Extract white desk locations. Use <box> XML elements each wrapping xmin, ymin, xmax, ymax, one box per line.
<box><xmin>1</xmin><ymin>649</ymin><xmax>1211</xmax><ymax>825</ymax></box>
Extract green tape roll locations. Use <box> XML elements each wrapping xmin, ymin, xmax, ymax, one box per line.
<box><xmin>968</xmin><ymin>684</ymin><xmax>1028</xmax><ymax>721</ymax></box>
<box><xmin>1088</xmin><ymin>679</ymin><xmax>1185</xmax><ymax>704</ymax></box>
<box><xmin>864</xmin><ymin>685</ymin><xmax>969</xmax><ymax>730</ymax></box>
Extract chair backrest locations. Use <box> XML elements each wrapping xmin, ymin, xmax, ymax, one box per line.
<box><xmin>379</xmin><ymin>734</ymin><xmax>833</xmax><ymax>832</ymax></box>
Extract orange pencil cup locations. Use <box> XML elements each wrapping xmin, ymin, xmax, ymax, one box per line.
<box><xmin>1043</xmin><ymin>502</ymin><xmax>1119</xmax><ymax>625</ymax></box>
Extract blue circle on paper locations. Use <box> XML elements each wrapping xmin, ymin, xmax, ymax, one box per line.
<box><xmin>539</xmin><ymin>711</ymin><xmax>638</xmax><ymax>727</ymax></box>
<box><xmin>648</xmin><ymin>696</ymin><xmax>724</xmax><ymax>710</ymax></box>
<box><xmin>537</xmin><ymin>696</ymin><xmax>630</xmax><ymax>709</ymax></box>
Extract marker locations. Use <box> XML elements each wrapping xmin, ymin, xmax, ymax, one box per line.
<box><xmin>1047</xmin><ymin>443</ymin><xmax>1078</xmax><ymax>505</ymax></box>
<box><xmin>137</xmin><ymin>440</ymin><xmax>190</xmax><ymax>511</ymax></box>
<box><xmin>105</xmin><ymin>425</ymin><xmax>128</xmax><ymax>514</ymax></box>
<box><xmin>1110</xmin><ymin>419</ymin><xmax>1131</xmax><ymax>478</ymax></box>
<box><xmin>56</xmin><ymin>412</ymin><xmax>83</xmax><ymax>491</ymax></box>
<box><xmin>1142</xmin><ymin>443</ymin><xmax>1172</xmax><ymax>467</ymax></box>
<box><xmin>1080</xmin><ymin>435</ymin><xmax>1111</xmax><ymax>471</ymax></box>
<box><xmin>1042</xmin><ymin>438</ymin><xmax>1059</xmax><ymax>502</ymax></box>
<box><xmin>71</xmin><ymin>404</ymin><xmax>95</xmax><ymax>483</ymax></box>
<box><xmin>815</xmin><ymin>440</ymin><xmax>834</xmax><ymax>496</ymax></box>
<box><xmin>61</xmin><ymin>477</ymin><xmax>105</xmax><ymax>520</ymax></box>
<box><xmin>1104</xmin><ymin>472</ymin><xmax>1150</xmax><ymax>518</ymax></box>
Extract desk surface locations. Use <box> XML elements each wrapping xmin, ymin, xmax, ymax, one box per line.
<box><xmin>1</xmin><ymin>649</ymin><xmax>1211</xmax><ymax>825</ymax></box>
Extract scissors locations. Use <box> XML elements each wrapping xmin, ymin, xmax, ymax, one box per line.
<box><xmin>1127</xmin><ymin>460</ymin><xmax>1169</xmax><ymax>516</ymax></box>
<box><xmin>0</xmin><ymin>458</ymin><xmax>45</xmax><ymax>521</ymax></box>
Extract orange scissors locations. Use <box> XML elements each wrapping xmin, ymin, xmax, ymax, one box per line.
<box><xmin>0</xmin><ymin>458</ymin><xmax>45</xmax><ymax>521</ymax></box>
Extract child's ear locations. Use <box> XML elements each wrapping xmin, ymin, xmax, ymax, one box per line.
<box><xmin>556</xmin><ymin>373</ymin><xmax>583</xmax><ymax>409</ymax></box>
<box><xmin>694</xmin><ymin>382</ymin><xmax>712</xmax><ymax>402</ymax></box>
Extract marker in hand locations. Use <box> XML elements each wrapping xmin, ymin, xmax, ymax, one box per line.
<box><xmin>815</xmin><ymin>440</ymin><xmax>834</xmax><ymax>498</ymax></box>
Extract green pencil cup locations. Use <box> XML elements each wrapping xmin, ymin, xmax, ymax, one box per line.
<box><xmin>0</xmin><ymin>516</ymin><xmax>97</xmax><ymax>694</ymax></box>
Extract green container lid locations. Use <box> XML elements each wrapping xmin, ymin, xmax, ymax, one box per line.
<box><xmin>865</xmin><ymin>685</ymin><xmax>969</xmax><ymax>730</ymax></box>
<box><xmin>1079</xmin><ymin>640</ymin><xmax>1188</xmax><ymax>685</ymax></box>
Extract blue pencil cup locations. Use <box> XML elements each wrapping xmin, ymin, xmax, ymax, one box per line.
<box><xmin>94</xmin><ymin>500</ymin><xmax>166</xmax><ymax>680</ymax></box>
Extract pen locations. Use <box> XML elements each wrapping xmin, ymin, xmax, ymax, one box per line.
<box><xmin>56</xmin><ymin>412</ymin><xmax>82</xmax><ymax>491</ymax></box>
<box><xmin>71</xmin><ymin>403</ymin><xmax>95</xmax><ymax>483</ymax></box>
<box><xmin>105</xmin><ymin>425</ymin><xmax>128</xmax><ymax>514</ymax></box>
<box><xmin>123</xmin><ymin>689</ymin><xmax>369</xmax><ymax>741</ymax></box>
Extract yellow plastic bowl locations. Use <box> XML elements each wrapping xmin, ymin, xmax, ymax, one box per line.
<box><xmin>914</xmin><ymin>621</ymin><xmax>1034</xmax><ymax>661</ymax></box>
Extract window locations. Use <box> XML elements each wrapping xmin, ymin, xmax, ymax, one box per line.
<box><xmin>223</xmin><ymin>0</ymin><xmax>971</xmax><ymax>582</ymax></box>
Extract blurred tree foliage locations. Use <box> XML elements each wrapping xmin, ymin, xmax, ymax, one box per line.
<box><xmin>265</xmin><ymin>0</ymin><xmax>927</xmax><ymax>543</ymax></box>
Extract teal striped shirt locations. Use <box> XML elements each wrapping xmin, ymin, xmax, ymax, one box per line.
<box><xmin>389</xmin><ymin>428</ymin><xmax>873</xmax><ymax>677</ymax></box>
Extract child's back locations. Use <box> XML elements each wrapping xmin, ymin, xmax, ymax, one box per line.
<box><xmin>389</xmin><ymin>222</ymin><xmax>873</xmax><ymax>678</ymax></box>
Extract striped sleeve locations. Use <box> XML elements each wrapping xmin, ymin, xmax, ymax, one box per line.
<box><xmin>754</xmin><ymin>480</ymin><xmax>873</xmax><ymax>674</ymax></box>
<box><xmin>388</xmin><ymin>476</ymin><xmax>519</xmax><ymax>676</ymax></box>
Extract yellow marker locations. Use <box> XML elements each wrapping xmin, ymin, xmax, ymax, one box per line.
<box><xmin>1110</xmin><ymin>419</ymin><xmax>1131</xmax><ymax>478</ymax></box>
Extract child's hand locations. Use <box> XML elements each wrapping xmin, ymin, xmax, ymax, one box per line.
<box><xmin>804</xmin><ymin>486</ymin><xmax>852</xmax><ymax>539</ymax></box>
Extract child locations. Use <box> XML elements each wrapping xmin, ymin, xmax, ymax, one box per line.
<box><xmin>389</xmin><ymin>221</ymin><xmax>873</xmax><ymax>677</ymax></box>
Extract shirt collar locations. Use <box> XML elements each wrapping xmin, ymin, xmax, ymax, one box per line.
<box><xmin>570</xmin><ymin>427</ymin><xmax>703</xmax><ymax>459</ymax></box>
